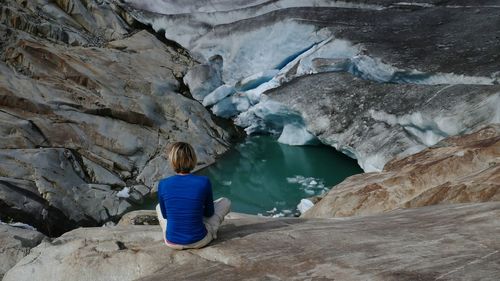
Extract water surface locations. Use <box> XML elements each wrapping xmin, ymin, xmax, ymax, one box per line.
<box><xmin>196</xmin><ymin>135</ymin><xmax>362</xmax><ymax>216</ymax></box>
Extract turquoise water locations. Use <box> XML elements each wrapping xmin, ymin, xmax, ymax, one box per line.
<box><xmin>196</xmin><ymin>135</ymin><xmax>363</xmax><ymax>216</ymax></box>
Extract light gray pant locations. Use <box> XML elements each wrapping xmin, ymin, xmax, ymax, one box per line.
<box><xmin>156</xmin><ymin>197</ymin><xmax>231</xmax><ymax>250</ymax></box>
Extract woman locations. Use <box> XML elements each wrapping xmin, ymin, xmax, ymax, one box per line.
<box><xmin>156</xmin><ymin>142</ymin><xmax>231</xmax><ymax>250</ymax></box>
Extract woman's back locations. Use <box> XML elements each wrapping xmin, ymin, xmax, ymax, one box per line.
<box><xmin>156</xmin><ymin>142</ymin><xmax>230</xmax><ymax>250</ymax></box>
<box><xmin>158</xmin><ymin>174</ymin><xmax>214</xmax><ymax>244</ymax></box>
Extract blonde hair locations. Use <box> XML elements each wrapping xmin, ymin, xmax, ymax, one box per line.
<box><xmin>168</xmin><ymin>142</ymin><xmax>197</xmax><ymax>173</ymax></box>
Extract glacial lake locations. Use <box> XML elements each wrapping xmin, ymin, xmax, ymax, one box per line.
<box><xmin>195</xmin><ymin>135</ymin><xmax>362</xmax><ymax>216</ymax></box>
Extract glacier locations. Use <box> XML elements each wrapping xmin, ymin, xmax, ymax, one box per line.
<box><xmin>117</xmin><ymin>0</ymin><xmax>500</xmax><ymax>171</ymax></box>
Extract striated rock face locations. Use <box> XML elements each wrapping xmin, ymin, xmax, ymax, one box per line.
<box><xmin>0</xmin><ymin>224</ymin><xmax>46</xmax><ymax>279</ymax></box>
<box><xmin>303</xmin><ymin>125</ymin><xmax>500</xmax><ymax>218</ymax></box>
<box><xmin>4</xmin><ymin>202</ymin><xmax>500</xmax><ymax>281</ymax></box>
<box><xmin>0</xmin><ymin>0</ymin><xmax>230</xmax><ymax>235</ymax></box>
<box><xmin>119</xmin><ymin>0</ymin><xmax>500</xmax><ymax>171</ymax></box>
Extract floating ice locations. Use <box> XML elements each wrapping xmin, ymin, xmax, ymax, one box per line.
<box><xmin>297</xmin><ymin>198</ymin><xmax>315</xmax><ymax>214</ymax></box>
<box><xmin>117</xmin><ymin>187</ymin><xmax>130</xmax><ymax>198</ymax></box>
<box><xmin>286</xmin><ymin>175</ymin><xmax>329</xmax><ymax>195</ymax></box>
<box><xmin>266</xmin><ymin>207</ymin><xmax>278</xmax><ymax>213</ymax></box>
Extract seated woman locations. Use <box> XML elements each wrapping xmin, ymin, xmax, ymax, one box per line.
<box><xmin>155</xmin><ymin>142</ymin><xmax>231</xmax><ymax>250</ymax></box>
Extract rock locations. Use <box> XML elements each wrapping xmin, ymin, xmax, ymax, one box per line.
<box><xmin>0</xmin><ymin>1</ymin><xmax>230</xmax><ymax>235</ymax></box>
<box><xmin>4</xmin><ymin>202</ymin><xmax>500</xmax><ymax>281</ymax></box>
<box><xmin>0</xmin><ymin>148</ymin><xmax>136</xmax><ymax>235</ymax></box>
<box><xmin>0</xmin><ymin>223</ymin><xmax>46</xmax><ymax>279</ymax></box>
<box><xmin>117</xmin><ymin>210</ymin><xmax>158</xmax><ymax>226</ymax></box>
<box><xmin>303</xmin><ymin>125</ymin><xmax>500</xmax><ymax>219</ymax></box>
<box><xmin>266</xmin><ymin>72</ymin><xmax>500</xmax><ymax>171</ymax></box>
<box><xmin>183</xmin><ymin>57</ymin><xmax>224</xmax><ymax>101</ymax></box>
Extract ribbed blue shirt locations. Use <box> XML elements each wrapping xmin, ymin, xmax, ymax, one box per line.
<box><xmin>157</xmin><ymin>174</ymin><xmax>214</xmax><ymax>245</ymax></box>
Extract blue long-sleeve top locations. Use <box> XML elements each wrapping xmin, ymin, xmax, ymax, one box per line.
<box><xmin>157</xmin><ymin>174</ymin><xmax>214</xmax><ymax>245</ymax></box>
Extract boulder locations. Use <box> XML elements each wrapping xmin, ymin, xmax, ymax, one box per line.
<box><xmin>183</xmin><ymin>56</ymin><xmax>224</xmax><ymax>101</ymax></box>
<box><xmin>303</xmin><ymin>125</ymin><xmax>500</xmax><ymax>218</ymax></box>
<box><xmin>4</xmin><ymin>202</ymin><xmax>500</xmax><ymax>281</ymax></box>
<box><xmin>0</xmin><ymin>223</ymin><xmax>46</xmax><ymax>279</ymax></box>
<box><xmin>118</xmin><ymin>210</ymin><xmax>158</xmax><ymax>226</ymax></box>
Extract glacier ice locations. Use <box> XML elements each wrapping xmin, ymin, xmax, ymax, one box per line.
<box><xmin>278</xmin><ymin>124</ymin><xmax>318</xmax><ymax>146</ymax></box>
<box><xmin>203</xmin><ymin>85</ymin><xmax>236</xmax><ymax>107</ymax></box>
<box><xmin>370</xmin><ymin>93</ymin><xmax>500</xmax><ymax>148</ymax></box>
<box><xmin>116</xmin><ymin>187</ymin><xmax>130</xmax><ymax>198</ymax></box>
<box><xmin>121</xmin><ymin>0</ymin><xmax>500</xmax><ymax>170</ymax></box>
<box><xmin>297</xmin><ymin>198</ymin><xmax>314</xmax><ymax>214</ymax></box>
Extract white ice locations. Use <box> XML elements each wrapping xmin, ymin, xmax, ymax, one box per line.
<box><xmin>278</xmin><ymin>124</ymin><xmax>318</xmax><ymax>146</ymax></box>
<box><xmin>0</xmin><ymin>220</ymin><xmax>38</xmax><ymax>231</ymax></box>
<box><xmin>297</xmin><ymin>198</ymin><xmax>315</xmax><ymax>214</ymax></box>
<box><xmin>124</xmin><ymin>1</ymin><xmax>500</xmax><ymax>173</ymax></box>
<box><xmin>117</xmin><ymin>187</ymin><xmax>130</xmax><ymax>198</ymax></box>
<box><xmin>202</xmin><ymin>85</ymin><xmax>236</xmax><ymax>106</ymax></box>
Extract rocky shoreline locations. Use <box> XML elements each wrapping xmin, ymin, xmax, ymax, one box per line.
<box><xmin>2</xmin><ymin>202</ymin><xmax>500</xmax><ymax>281</ymax></box>
<box><xmin>2</xmin><ymin>124</ymin><xmax>499</xmax><ymax>280</ymax></box>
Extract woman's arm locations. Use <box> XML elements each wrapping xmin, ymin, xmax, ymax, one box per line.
<box><xmin>203</xmin><ymin>180</ymin><xmax>215</xmax><ymax>217</ymax></box>
<box><xmin>158</xmin><ymin>182</ymin><xmax>167</xmax><ymax>219</ymax></box>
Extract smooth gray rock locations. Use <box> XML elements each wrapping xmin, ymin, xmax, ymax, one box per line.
<box><xmin>0</xmin><ymin>224</ymin><xmax>46</xmax><ymax>279</ymax></box>
<box><xmin>4</xmin><ymin>202</ymin><xmax>500</xmax><ymax>281</ymax></box>
<box><xmin>0</xmin><ymin>148</ymin><xmax>134</xmax><ymax>235</ymax></box>
<box><xmin>0</xmin><ymin>1</ymin><xmax>230</xmax><ymax>235</ymax></box>
<box><xmin>183</xmin><ymin>56</ymin><xmax>224</xmax><ymax>101</ymax></box>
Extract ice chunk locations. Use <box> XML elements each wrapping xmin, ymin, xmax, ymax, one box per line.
<box><xmin>212</xmin><ymin>94</ymin><xmax>251</xmax><ymax>118</ymax></box>
<box><xmin>278</xmin><ymin>124</ymin><xmax>318</xmax><ymax>146</ymax></box>
<box><xmin>202</xmin><ymin>85</ymin><xmax>236</xmax><ymax>106</ymax></box>
<box><xmin>117</xmin><ymin>187</ymin><xmax>130</xmax><ymax>198</ymax></box>
<box><xmin>297</xmin><ymin>198</ymin><xmax>314</xmax><ymax>214</ymax></box>
<box><xmin>9</xmin><ymin>222</ymin><xmax>38</xmax><ymax>231</ymax></box>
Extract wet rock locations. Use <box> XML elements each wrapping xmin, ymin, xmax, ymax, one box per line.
<box><xmin>0</xmin><ymin>223</ymin><xmax>46</xmax><ymax>279</ymax></box>
<box><xmin>4</xmin><ymin>202</ymin><xmax>500</xmax><ymax>281</ymax></box>
<box><xmin>303</xmin><ymin>125</ymin><xmax>500</xmax><ymax>218</ymax></box>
